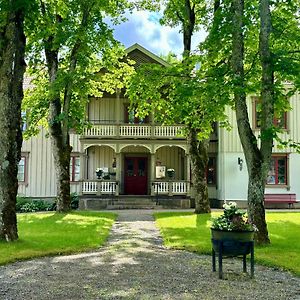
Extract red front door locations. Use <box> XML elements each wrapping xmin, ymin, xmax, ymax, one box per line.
<box><xmin>124</xmin><ymin>157</ymin><xmax>148</xmax><ymax>195</ymax></box>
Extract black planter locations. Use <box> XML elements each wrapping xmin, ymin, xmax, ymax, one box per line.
<box><xmin>211</xmin><ymin>229</ymin><xmax>254</xmax><ymax>256</ymax></box>
<box><xmin>211</xmin><ymin>229</ymin><xmax>255</xmax><ymax>278</ymax></box>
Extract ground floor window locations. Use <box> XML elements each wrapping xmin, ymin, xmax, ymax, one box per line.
<box><xmin>70</xmin><ymin>156</ymin><xmax>80</xmax><ymax>182</ymax></box>
<box><xmin>207</xmin><ymin>157</ymin><xmax>217</xmax><ymax>185</ymax></box>
<box><xmin>266</xmin><ymin>155</ymin><xmax>287</xmax><ymax>185</ymax></box>
<box><xmin>18</xmin><ymin>156</ymin><xmax>26</xmax><ymax>182</ymax></box>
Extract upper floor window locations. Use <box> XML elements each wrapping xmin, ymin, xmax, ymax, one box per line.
<box><xmin>254</xmin><ymin>98</ymin><xmax>287</xmax><ymax>129</ymax></box>
<box><xmin>21</xmin><ymin>111</ymin><xmax>27</xmax><ymax>131</ymax></box>
<box><xmin>18</xmin><ymin>156</ymin><xmax>26</xmax><ymax>182</ymax></box>
<box><xmin>70</xmin><ymin>156</ymin><xmax>80</xmax><ymax>182</ymax></box>
<box><xmin>266</xmin><ymin>155</ymin><xmax>287</xmax><ymax>185</ymax></box>
<box><xmin>124</xmin><ymin>104</ymin><xmax>149</xmax><ymax>124</ymax></box>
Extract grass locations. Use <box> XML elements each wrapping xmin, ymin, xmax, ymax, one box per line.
<box><xmin>154</xmin><ymin>211</ymin><xmax>300</xmax><ymax>276</ymax></box>
<box><xmin>0</xmin><ymin>211</ymin><xmax>116</xmax><ymax>265</ymax></box>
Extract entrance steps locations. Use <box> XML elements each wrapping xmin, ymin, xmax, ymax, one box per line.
<box><xmin>79</xmin><ymin>195</ymin><xmax>191</xmax><ymax>210</ymax></box>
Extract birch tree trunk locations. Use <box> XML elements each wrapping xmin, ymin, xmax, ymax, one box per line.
<box><xmin>44</xmin><ymin>45</ymin><xmax>72</xmax><ymax>212</ymax></box>
<box><xmin>182</xmin><ymin>0</ymin><xmax>211</xmax><ymax>213</ymax></box>
<box><xmin>0</xmin><ymin>4</ymin><xmax>26</xmax><ymax>241</ymax></box>
<box><xmin>232</xmin><ymin>0</ymin><xmax>270</xmax><ymax>244</ymax></box>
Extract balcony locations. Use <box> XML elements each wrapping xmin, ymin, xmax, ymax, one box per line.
<box><xmin>82</xmin><ymin>124</ymin><xmax>185</xmax><ymax>139</ymax></box>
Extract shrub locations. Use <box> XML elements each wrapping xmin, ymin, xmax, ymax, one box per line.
<box><xmin>16</xmin><ymin>197</ymin><xmax>56</xmax><ymax>213</ymax></box>
<box><xmin>71</xmin><ymin>193</ymin><xmax>79</xmax><ymax>210</ymax></box>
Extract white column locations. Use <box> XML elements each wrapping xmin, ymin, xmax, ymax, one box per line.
<box><xmin>150</xmin><ymin>153</ymin><xmax>156</xmax><ymax>196</ymax></box>
<box><xmin>186</xmin><ymin>154</ymin><xmax>191</xmax><ymax>196</ymax></box>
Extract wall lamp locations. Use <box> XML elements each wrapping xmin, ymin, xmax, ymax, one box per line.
<box><xmin>238</xmin><ymin>157</ymin><xmax>243</xmax><ymax>171</ymax></box>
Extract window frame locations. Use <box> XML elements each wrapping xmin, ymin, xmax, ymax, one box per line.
<box><xmin>266</xmin><ymin>154</ymin><xmax>288</xmax><ymax>186</ymax></box>
<box><xmin>70</xmin><ymin>155</ymin><xmax>80</xmax><ymax>182</ymax></box>
<box><xmin>206</xmin><ymin>156</ymin><xmax>217</xmax><ymax>185</ymax></box>
<box><xmin>252</xmin><ymin>97</ymin><xmax>288</xmax><ymax>130</ymax></box>
<box><xmin>18</xmin><ymin>153</ymin><xmax>29</xmax><ymax>185</ymax></box>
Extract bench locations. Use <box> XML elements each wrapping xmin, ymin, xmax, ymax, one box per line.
<box><xmin>264</xmin><ymin>194</ymin><xmax>297</xmax><ymax>208</ymax></box>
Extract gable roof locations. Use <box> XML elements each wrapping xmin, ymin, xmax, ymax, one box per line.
<box><xmin>125</xmin><ymin>43</ymin><xmax>170</xmax><ymax>68</ymax></box>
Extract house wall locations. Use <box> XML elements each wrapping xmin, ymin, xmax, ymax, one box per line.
<box><xmin>218</xmin><ymin>90</ymin><xmax>300</xmax><ymax>202</ymax></box>
<box><xmin>18</xmin><ymin>128</ymin><xmax>81</xmax><ymax>198</ymax></box>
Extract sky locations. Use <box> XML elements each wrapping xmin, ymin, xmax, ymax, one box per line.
<box><xmin>111</xmin><ymin>9</ymin><xmax>207</xmax><ymax>57</ymax></box>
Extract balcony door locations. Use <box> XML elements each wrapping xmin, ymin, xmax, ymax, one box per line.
<box><xmin>124</xmin><ymin>157</ymin><xmax>148</xmax><ymax>195</ymax></box>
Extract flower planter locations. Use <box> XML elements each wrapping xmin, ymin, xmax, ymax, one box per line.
<box><xmin>211</xmin><ymin>229</ymin><xmax>255</xmax><ymax>279</ymax></box>
<box><xmin>211</xmin><ymin>229</ymin><xmax>254</xmax><ymax>256</ymax></box>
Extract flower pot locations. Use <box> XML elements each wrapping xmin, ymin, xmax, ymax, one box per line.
<box><xmin>211</xmin><ymin>229</ymin><xmax>254</xmax><ymax>256</ymax></box>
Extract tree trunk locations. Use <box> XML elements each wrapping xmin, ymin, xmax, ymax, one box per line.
<box><xmin>181</xmin><ymin>1</ymin><xmax>210</xmax><ymax>213</ymax></box>
<box><xmin>44</xmin><ymin>42</ymin><xmax>71</xmax><ymax>212</ymax></box>
<box><xmin>188</xmin><ymin>128</ymin><xmax>211</xmax><ymax>213</ymax></box>
<box><xmin>0</xmin><ymin>4</ymin><xmax>25</xmax><ymax>241</ymax></box>
<box><xmin>231</xmin><ymin>0</ymin><xmax>270</xmax><ymax>244</ymax></box>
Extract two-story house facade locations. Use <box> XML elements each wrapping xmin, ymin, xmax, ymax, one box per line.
<box><xmin>19</xmin><ymin>44</ymin><xmax>300</xmax><ymax>209</ymax></box>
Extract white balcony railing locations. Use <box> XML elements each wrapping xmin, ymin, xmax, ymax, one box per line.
<box><xmin>83</xmin><ymin>124</ymin><xmax>184</xmax><ymax>139</ymax></box>
<box><xmin>153</xmin><ymin>181</ymin><xmax>189</xmax><ymax>195</ymax></box>
<box><xmin>82</xmin><ymin>181</ymin><xmax>117</xmax><ymax>195</ymax></box>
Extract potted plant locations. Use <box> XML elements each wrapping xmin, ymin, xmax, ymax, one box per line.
<box><xmin>95</xmin><ymin>168</ymin><xmax>103</xmax><ymax>179</ymax></box>
<box><xmin>211</xmin><ymin>202</ymin><xmax>256</xmax><ymax>278</ymax></box>
<box><xmin>166</xmin><ymin>168</ymin><xmax>175</xmax><ymax>179</ymax></box>
<box><xmin>211</xmin><ymin>201</ymin><xmax>256</xmax><ymax>249</ymax></box>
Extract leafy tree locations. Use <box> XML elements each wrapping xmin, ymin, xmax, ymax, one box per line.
<box><xmin>206</xmin><ymin>0</ymin><xmax>300</xmax><ymax>243</ymax></box>
<box><xmin>0</xmin><ymin>0</ymin><xmax>27</xmax><ymax>241</ymax></box>
<box><xmin>23</xmin><ymin>0</ymin><xmax>131</xmax><ymax>212</ymax></box>
<box><xmin>128</xmin><ymin>0</ymin><xmax>230</xmax><ymax>213</ymax></box>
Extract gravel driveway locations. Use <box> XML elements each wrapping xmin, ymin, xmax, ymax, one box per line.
<box><xmin>0</xmin><ymin>210</ymin><xmax>300</xmax><ymax>300</ymax></box>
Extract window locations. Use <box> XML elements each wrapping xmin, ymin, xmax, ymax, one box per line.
<box><xmin>18</xmin><ymin>157</ymin><xmax>26</xmax><ymax>182</ymax></box>
<box><xmin>207</xmin><ymin>157</ymin><xmax>217</xmax><ymax>185</ymax></box>
<box><xmin>124</xmin><ymin>104</ymin><xmax>149</xmax><ymax>124</ymax></box>
<box><xmin>266</xmin><ymin>155</ymin><xmax>287</xmax><ymax>185</ymax></box>
<box><xmin>70</xmin><ymin>156</ymin><xmax>80</xmax><ymax>182</ymax></box>
<box><xmin>21</xmin><ymin>111</ymin><xmax>27</xmax><ymax>131</ymax></box>
<box><xmin>254</xmin><ymin>98</ymin><xmax>287</xmax><ymax>129</ymax></box>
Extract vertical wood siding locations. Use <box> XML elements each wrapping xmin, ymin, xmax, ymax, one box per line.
<box><xmin>156</xmin><ymin>147</ymin><xmax>185</xmax><ymax>180</ymax></box>
<box><xmin>219</xmin><ymin>92</ymin><xmax>300</xmax><ymax>153</ymax></box>
<box><xmin>87</xmin><ymin>146</ymin><xmax>115</xmax><ymax>180</ymax></box>
<box><xmin>88</xmin><ymin>97</ymin><xmax>116</xmax><ymax>122</ymax></box>
<box><xmin>19</xmin><ymin>128</ymin><xmax>81</xmax><ymax>198</ymax></box>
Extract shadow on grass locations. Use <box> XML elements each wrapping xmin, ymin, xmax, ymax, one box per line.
<box><xmin>0</xmin><ymin>211</ymin><xmax>117</xmax><ymax>265</ymax></box>
<box><xmin>155</xmin><ymin>212</ymin><xmax>212</xmax><ymax>254</ymax></box>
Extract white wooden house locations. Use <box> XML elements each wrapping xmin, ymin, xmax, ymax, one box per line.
<box><xmin>19</xmin><ymin>44</ymin><xmax>300</xmax><ymax>209</ymax></box>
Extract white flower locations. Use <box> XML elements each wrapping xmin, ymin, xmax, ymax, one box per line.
<box><xmin>167</xmin><ymin>168</ymin><xmax>175</xmax><ymax>172</ymax></box>
<box><xmin>96</xmin><ymin>168</ymin><xmax>101</xmax><ymax>172</ymax></box>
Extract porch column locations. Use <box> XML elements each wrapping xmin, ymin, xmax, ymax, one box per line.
<box><xmin>186</xmin><ymin>154</ymin><xmax>191</xmax><ymax>196</ymax></box>
<box><xmin>115</xmin><ymin>152</ymin><xmax>121</xmax><ymax>195</ymax></box>
<box><xmin>150</xmin><ymin>153</ymin><xmax>156</xmax><ymax>196</ymax></box>
<box><xmin>79</xmin><ymin>151</ymin><xmax>87</xmax><ymax>196</ymax></box>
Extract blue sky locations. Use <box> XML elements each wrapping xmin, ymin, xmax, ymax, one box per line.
<box><xmin>112</xmin><ymin>9</ymin><xmax>207</xmax><ymax>57</ymax></box>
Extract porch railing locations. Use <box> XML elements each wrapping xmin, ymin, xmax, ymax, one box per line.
<box><xmin>152</xmin><ymin>181</ymin><xmax>190</xmax><ymax>195</ymax></box>
<box><xmin>82</xmin><ymin>124</ymin><xmax>184</xmax><ymax>139</ymax></box>
<box><xmin>82</xmin><ymin>180</ymin><xmax>117</xmax><ymax>195</ymax></box>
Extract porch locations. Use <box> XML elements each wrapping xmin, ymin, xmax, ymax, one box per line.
<box><xmin>80</xmin><ymin>179</ymin><xmax>190</xmax><ymax>196</ymax></box>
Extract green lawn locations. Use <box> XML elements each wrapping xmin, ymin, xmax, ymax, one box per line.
<box><xmin>0</xmin><ymin>211</ymin><xmax>116</xmax><ymax>265</ymax></box>
<box><xmin>154</xmin><ymin>211</ymin><xmax>300</xmax><ymax>276</ymax></box>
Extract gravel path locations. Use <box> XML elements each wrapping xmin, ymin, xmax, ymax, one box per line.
<box><xmin>1</xmin><ymin>210</ymin><xmax>300</xmax><ymax>300</ymax></box>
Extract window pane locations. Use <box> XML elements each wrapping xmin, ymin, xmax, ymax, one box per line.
<box><xmin>126</xmin><ymin>159</ymin><xmax>134</xmax><ymax>176</ymax></box>
<box><xmin>18</xmin><ymin>157</ymin><xmax>25</xmax><ymax>182</ymax></box>
<box><xmin>266</xmin><ymin>158</ymin><xmax>276</xmax><ymax>184</ymax></box>
<box><xmin>277</xmin><ymin>158</ymin><xmax>286</xmax><ymax>184</ymax></box>
<box><xmin>138</xmin><ymin>159</ymin><xmax>146</xmax><ymax>176</ymax></box>
<box><xmin>74</xmin><ymin>157</ymin><xmax>80</xmax><ymax>181</ymax></box>
<box><xmin>207</xmin><ymin>157</ymin><xmax>216</xmax><ymax>184</ymax></box>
